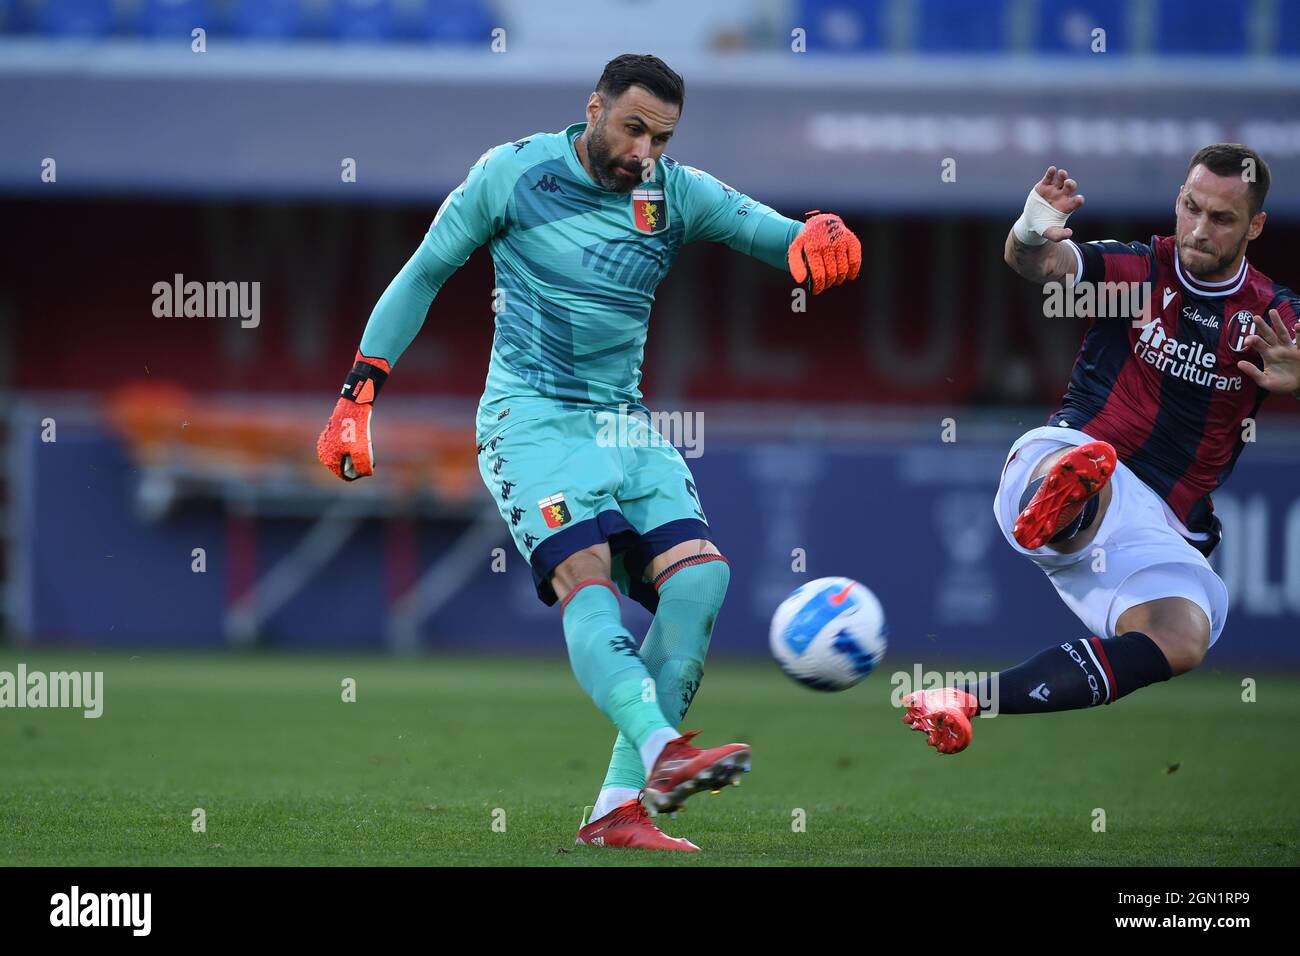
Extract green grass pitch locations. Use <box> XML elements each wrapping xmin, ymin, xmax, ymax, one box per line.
<box><xmin>1</xmin><ymin>651</ymin><xmax>1297</xmax><ymax>866</ymax></box>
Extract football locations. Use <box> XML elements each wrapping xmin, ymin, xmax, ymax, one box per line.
<box><xmin>769</xmin><ymin>577</ymin><xmax>888</xmax><ymax>691</ymax></box>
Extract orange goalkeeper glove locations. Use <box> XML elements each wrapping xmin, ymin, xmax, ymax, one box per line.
<box><xmin>787</xmin><ymin>211</ymin><xmax>862</xmax><ymax>294</ymax></box>
<box><xmin>316</xmin><ymin>350</ymin><xmax>391</xmax><ymax>481</ymax></box>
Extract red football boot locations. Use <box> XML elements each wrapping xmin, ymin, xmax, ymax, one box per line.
<box><xmin>643</xmin><ymin>731</ymin><xmax>752</xmax><ymax>816</ymax></box>
<box><xmin>574</xmin><ymin>798</ymin><xmax>700</xmax><ymax>852</ymax></box>
<box><xmin>902</xmin><ymin>688</ymin><xmax>980</xmax><ymax>754</ymax></box>
<box><xmin>1013</xmin><ymin>441</ymin><xmax>1117</xmax><ymax>550</ymax></box>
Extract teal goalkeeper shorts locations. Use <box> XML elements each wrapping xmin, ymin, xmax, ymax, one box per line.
<box><xmin>475</xmin><ymin>400</ymin><xmax>713</xmax><ymax>611</ymax></box>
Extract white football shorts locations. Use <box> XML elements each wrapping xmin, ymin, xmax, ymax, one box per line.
<box><xmin>994</xmin><ymin>426</ymin><xmax>1228</xmax><ymax>646</ymax></box>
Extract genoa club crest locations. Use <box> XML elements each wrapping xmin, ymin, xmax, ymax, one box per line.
<box><xmin>538</xmin><ymin>493</ymin><xmax>572</xmax><ymax>529</ymax></box>
<box><xmin>1228</xmin><ymin>310</ymin><xmax>1256</xmax><ymax>352</ymax></box>
<box><xmin>631</xmin><ymin>186</ymin><xmax>668</xmax><ymax>234</ymax></box>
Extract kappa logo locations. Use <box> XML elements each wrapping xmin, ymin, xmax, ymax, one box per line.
<box><xmin>608</xmin><ymin>635</ymin><xmax>638</xmax><ymax>657</ymax></box>
<box><xmin>531</xmin><ymin>174</ymin><xmax>563</xmax><ymax>193</ymax></box>
<box><xmin>681</xmin><ymin>678</ymin><xmax>701</xmax><ymax>713</ymax></box>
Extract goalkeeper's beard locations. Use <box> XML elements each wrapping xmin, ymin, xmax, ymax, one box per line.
<box><xmin>586</xmin><ymin>115</ymin><xmax>641</xmax><ymax>193</ymax></box>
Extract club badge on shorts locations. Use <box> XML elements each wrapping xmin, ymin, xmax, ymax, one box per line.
<box><xmin>538</xmin><ymin>493</ymin><xmax>572</xmax><ymax>529</ymax></box>
<box><xmin>631</xmin><ymin>186</ymin><xmax>668</xmax><ymax>234</ymax></box>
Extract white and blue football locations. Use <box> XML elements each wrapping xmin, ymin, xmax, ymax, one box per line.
<box><xmin>769</xmin><ymin>577</ymin><xmax>887</xmax><ymax>691</ymax></box>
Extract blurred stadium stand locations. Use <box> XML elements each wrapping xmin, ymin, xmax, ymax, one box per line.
<box><xmin>1034</xmin><ymin>0</ymin><xmax>1131</xmax><ymax>55</ymax></box>
<box><xmin>1155</xmin><ymin>0</ymin><xmax>1250</xmax><ymax>56</ymax></box>
<box><xmin>914</xmin><ymin>0</ymin><xmax>1007</xmax><ymax>53</ymax></box>
<box><xmin>0</xmin><ymin>0</ymin><xmax>1295</xmax><ymax>54</ymax></box>
<box><xmin>1</xmin><ymin>0</ymin><xmax>1298</xmax><ymax>664</ymax></box>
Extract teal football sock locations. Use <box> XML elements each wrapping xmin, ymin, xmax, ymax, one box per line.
<box><xmin>595</xmin><ymin>556</ymin><xmax>731</xmax><ymax>801</ymax></box>
<box><xmin>561</xmin><ymin>580</ymin><xmax>675</xmax><ymax>754</ymax></box>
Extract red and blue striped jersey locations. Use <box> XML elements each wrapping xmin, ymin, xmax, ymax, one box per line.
<box><xmin>1052</xmin><ymin>234</ymin><xmax>1299</xmax><ymax>537</ymax></box>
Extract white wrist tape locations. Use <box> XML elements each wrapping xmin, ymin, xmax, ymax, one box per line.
<box><xmin>1013</xmin><ymin>187</ymin><xmax>1072</xmax><ymax>246</ymax></box>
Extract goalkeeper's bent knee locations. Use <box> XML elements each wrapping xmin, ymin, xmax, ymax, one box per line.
<box><xmin>642</xmin><ymin>555</ymin><xmax>730</xmax><ymax>720</ymax></box>
<box><xmin>651</xmin><ymin>554</ymin><xmax>731</xmax><ymax>637</ymax></box>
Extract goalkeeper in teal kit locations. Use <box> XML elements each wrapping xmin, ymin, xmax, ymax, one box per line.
<box><xmin>317</xmin><ymin>54</ymin><xmax>862</xmax><ymax>852</ymax></box>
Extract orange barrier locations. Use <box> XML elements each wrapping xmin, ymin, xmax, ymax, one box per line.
<box><xmin>105</xmin><ymin>382</ymin><xmax>481</xmax><ymax>503</ymax></box>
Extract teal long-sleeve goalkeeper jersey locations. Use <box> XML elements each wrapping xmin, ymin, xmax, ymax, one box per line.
<box><xmin>358</xmin><ymin>122</ymin><xmax>803</xmax><ymax>436</ymax></box>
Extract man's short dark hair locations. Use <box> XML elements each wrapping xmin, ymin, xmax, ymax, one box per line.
<box><xmin>1187</xmin><ymin>143</ymin><xmax>1270</xmax><ymax>216</ymax></box>
<box><xmin>595</xmin><ymin>54</ymin><xmax>684</xmax><ymax>111</ymax></box>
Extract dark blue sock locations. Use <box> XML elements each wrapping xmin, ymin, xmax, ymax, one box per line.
<box><xmin>965</xmin><ymin>632</ymin><xmax>1174</xmax><ymax>714</ymax></box>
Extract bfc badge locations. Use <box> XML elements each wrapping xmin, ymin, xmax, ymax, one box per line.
<box><xmin>1228</xmin><ymin>310</ymin><xmax>1255</xmax><ymax>352</ymax></box>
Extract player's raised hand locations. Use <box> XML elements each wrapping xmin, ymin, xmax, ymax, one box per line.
<box><xmin>316</xmin><ymin>351</ymin><xmax>390</xmax><ymax>481</ymax></box>
<box><xmin>788</xmin><ymin>211</ymin><xmax>862</xmax><ymax>294</ymax></box>
<box><xmin>1237</xmin><ymin>309</ymin><xmax>1300</xmax><ymax>396</ymax></box>
<box><xmin>1036</xmin><ymin>166</ymin><xmax>1085</xmax><ymax>233</ymax></box>
<box><xmin>1013</xmin><ymin>166</ymin><xmax>1085</xmax><ymax>245</ymax></box>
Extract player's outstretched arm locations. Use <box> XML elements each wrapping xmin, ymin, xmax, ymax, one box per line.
<box><xmin>317</xmin><ymin>143</ymin><xmax>511</xmax><ymax>481</ymax></box>
<box><xmin>677</xmin><ymin>167</ymin><xmax>860</xmax><ymax>293</ymax></box>
<box><xmin>315</xmin><ymin>238</ymin><xmax>459</xmax><ymax>481</ymax></box>
<box><xmin>1004</xmin><ymin>166</ymin><xmax>1085</xmax><ymax>286</ymax></box>
<box><xmin>1237</xmin><ymin>308</ymin><xmax>1300</xmax><ymax>399</ymax></box>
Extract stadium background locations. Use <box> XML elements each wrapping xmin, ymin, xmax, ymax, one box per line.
<box><xmin>2</xmin><ymin>0</ymin><xmax>1298</xmax><ymax>670</ymax></box>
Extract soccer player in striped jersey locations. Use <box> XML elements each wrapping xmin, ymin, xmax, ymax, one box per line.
<box><xmin>316</xmin><ymin>55</ymin><xmax>863</xmax><ymax>845</ymax></box>
<box><xmin>905</xmin><ymin>145</ymin><xmax>1300</xmax><ymax>754</ymax></box>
